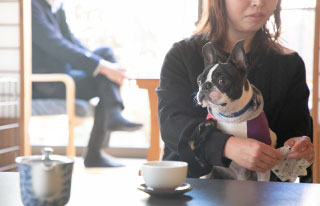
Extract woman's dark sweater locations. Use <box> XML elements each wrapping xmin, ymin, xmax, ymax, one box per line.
<box><xmin>157</xmin><ymin>36</ymin><xmax>312</xmax><ymax>180</ymax></box>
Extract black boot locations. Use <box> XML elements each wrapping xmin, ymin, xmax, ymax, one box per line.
<box><xmin>84</xmin><ymin>131</ymin><xmax>124</xmax><ymax>168</ymax></box>
<box><xmin>83</xmin><ymin>75</ymin><xmax>142</xmax><ymax>167</ymax></box>
<box><xmin>84</xmin><ymin>151</ymin><xmax>124</xmax><ymax>167</ymax></box>
<box><xmin>84</xmin><ymin>102</ymin><xmax>125</xmax><ymax>167</ymax></box>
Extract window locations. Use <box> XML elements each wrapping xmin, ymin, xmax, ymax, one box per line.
<box><xmin>64</xmin><ymin>0</ymin><xmax>198</xmax><ymax>77</ymax></box>
<box><xmin>29</xmin><ymin>0</ymin><xmax>198</xmax><ymax>149</ymax></box>
<box><xmin>280</xmin><ymin>0</ymin><xmax>316</xmax><ymax>108</ymax></box>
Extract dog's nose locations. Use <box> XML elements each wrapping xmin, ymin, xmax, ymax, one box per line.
<box><xmin>203</xmin><ymin>82</ymin><xmax>213</xmax><ymax>90</ymax></box>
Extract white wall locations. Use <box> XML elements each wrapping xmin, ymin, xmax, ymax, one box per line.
<box><xmin>0</xmin><ymin>0</ymin><xmax>20</xmax><ymax>78</ymax></box>
<box><xmin>0</xmin><ymin>0</ymin><xmax>20</xmax><ymax>117</ymax></box>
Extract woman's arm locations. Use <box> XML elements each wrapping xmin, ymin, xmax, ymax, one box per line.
<box><xmin>274</xmin><ymin>53</ymin><xmax>313</xmax><ymax>146</ymax></box>
<box><xmin>275</xmin><ymin>53</ymin><xmax>314</xmax><ymax>164</ymax></box>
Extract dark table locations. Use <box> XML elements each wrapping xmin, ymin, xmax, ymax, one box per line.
<box><xmin>1</xmin><ymin>169</ymin><xmax>320</xmax><ymax>206</ymax></box>
<box><xmin>146</xmin><ymin>178</ymin><xmax>320</xmax><ymax>206</ymax></box>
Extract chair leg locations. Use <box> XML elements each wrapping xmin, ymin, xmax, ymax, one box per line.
<box><xmin>66</xmin><ymin>116</ymin><xmax>76</xmax><ymax>157</ymax></box>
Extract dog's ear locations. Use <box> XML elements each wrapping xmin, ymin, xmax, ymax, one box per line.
<box><xmin>202</xmin><ymin>42</ymin><xmax>218</xmax><ymax>67</ymax></box>
<box><xmin>228</xmin><ymin>40</ymin><xmax>248</xmax><ymax>71</ymax></box>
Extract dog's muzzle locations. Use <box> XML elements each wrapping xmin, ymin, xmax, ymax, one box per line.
<box><xmin>197</xmin><ymin>82</ymin><xmax>213</xmax><ymax>106</ymax></box>
<box><xmin>197</xmin><ymin>84</ymin><xmax>227</xmax><ymax>107</ymax></box>
<box><xmin>197</xmin><ymin>92</ymin><xmax>205</xmax><ymax>105</ymax></box>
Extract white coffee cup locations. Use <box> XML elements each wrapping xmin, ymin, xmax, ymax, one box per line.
<box><xmin>141</xmin><ymin>161</ymin><xmax>188</xmax><ymax>189</ymax></box>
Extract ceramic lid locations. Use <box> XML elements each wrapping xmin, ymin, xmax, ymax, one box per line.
<box><xmin>15</xmin><ymin>147</ymin><xmax>74</xmax><ymax>165</ymax></box>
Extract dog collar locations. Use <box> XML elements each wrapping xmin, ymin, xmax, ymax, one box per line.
<box><xmin>218</xmin><ymin>98</ymin><xmax>254</xmax><ymax>118</ymax></box>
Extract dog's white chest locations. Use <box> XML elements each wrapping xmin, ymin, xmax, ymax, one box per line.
<box><xmin>217</xmin><ymin>121</ymin><xmax>248</xmax><ymax>138</ymax></box>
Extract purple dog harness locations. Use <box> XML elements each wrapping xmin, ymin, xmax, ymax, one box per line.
<box><xmin>206</xmin><ymin>111</ymin><xmax>271</xmax><ymax>145</ymax></box>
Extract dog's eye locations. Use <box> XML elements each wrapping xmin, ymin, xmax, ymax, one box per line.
<box><xmin>218</xmin><ymin>77</ymin><xmax>230</xmax><ymax>87</ymax></box>
<box><xmin>218</xmin><ymin>78</ymin><xmax>225</xmax><ymax>86</ymax></box>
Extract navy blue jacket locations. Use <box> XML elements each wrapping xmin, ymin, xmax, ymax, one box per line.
<box><xmin>32</xmin><ymin>0</ymin><xmax>101</xmax><ymax>76</ymax></box>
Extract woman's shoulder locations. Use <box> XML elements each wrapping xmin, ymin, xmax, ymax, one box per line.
<box><xmin>268</xmin><ymin>46</ymin><xmax>303</xmax><ymax>62</ymax></box>
<box><xmin>170</xmin><ymin>35</ymin><xmax>208</xmax><ymax>56</ymax></box>
<box><xmin>265</xmin><ymin>46</ymin><xmax>305</xmax><ymax>69</ymax></box>
<box><xmin>262</xmin><ymin>47</ymin><xmax>306</xmax><ymax>82</ymax></box>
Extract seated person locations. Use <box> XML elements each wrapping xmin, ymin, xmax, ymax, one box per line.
<box><xmin>157</xmin><ymin>0</ymin><xmax>314</xmax><ymax>181</ymax></box>
<box><xmin>32</xmin><ymin>0</ymin><xmax>142</xmax><ymax>167</ymax></box>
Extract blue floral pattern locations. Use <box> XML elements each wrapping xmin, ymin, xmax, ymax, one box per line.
<box><xmin>18</xmin><ymin>163</ymin><xmax>73</xmax><ymax>206</ymax></box>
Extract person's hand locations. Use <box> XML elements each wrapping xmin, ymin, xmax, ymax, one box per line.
<box><xmin>224</xmin><ymin>137</ymin><xmax>283</xmax><ymax>173</ymax></box>
<box><xmin>284</xmin><ymin>136</ymin><xmax>314</xmax><ymax>164</ymax></box>
<box><xmin>98</xmin><ymin>60</ymin><xmax>127</xmax><ymax>85</ymax></box>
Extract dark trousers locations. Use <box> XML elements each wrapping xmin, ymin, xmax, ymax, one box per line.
<box><xmin>32</xmin><ymin>46</ymin><xmax>124</xmax><ymax>148</ymax></box>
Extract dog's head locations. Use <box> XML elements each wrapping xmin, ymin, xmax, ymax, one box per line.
<box><xmin>197</xmin><ymin>40</ymin><xmax>251</xmax><ymax>114</ymax></box>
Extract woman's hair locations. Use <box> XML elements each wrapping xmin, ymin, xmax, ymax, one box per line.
<box><xmin>195</xmin><ymin>0</ymin><xmax>283</xmax><ymax>67</ymax></box>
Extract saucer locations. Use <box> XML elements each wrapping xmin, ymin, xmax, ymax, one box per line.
<box><xmin>137</xmin><ymin>183</ymin><xmax>192</xmax><ymax>196</ymax></box>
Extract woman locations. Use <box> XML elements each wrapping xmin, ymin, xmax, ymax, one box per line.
<box><xmin>157</xmin><ymin>0</ymin><xmax>314</xmax><ymax>182</ymax></box>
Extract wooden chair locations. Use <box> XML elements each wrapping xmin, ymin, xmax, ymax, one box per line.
<box><xmin>30</xmin><ymin>74</ymin><xmax>163</xmax><ymax>161</ymax></box>
<box><xmin>30</xmin><ymin>74</ymin><xmax>78</xmax><ymax>156</ymax></box>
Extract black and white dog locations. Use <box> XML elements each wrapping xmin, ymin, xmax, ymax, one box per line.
<box><xmin>196</xmin><ymin>40</ymin><xmax>276</xmax><ymax>181</ymax></box>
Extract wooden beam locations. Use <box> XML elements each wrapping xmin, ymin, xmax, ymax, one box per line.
<box><xmin>312</xmin><ymin>0</ymin><xmax>320</xmax><ymax>183</ymax></box>
<box><xmin>19</xmin><ymin>0</ymin><xmax>32</xmax><ymax>156</ymax></box>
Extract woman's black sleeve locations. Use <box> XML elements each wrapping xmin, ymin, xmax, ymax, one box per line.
<box><xmin>273</xmin><ymin>53</ymin><xmax>313</xmax><ymax>147</ymax></box>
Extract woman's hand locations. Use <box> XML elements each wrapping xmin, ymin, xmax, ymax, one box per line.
<box><xmin>224</xmin><ymin>137</ymin><xmax>283</xmax><ymax>173</ymax></box>
<box><xmin>284</xmin><ymin>136</ymin><xmax>314</xmax><ymax>163</ymax></box>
